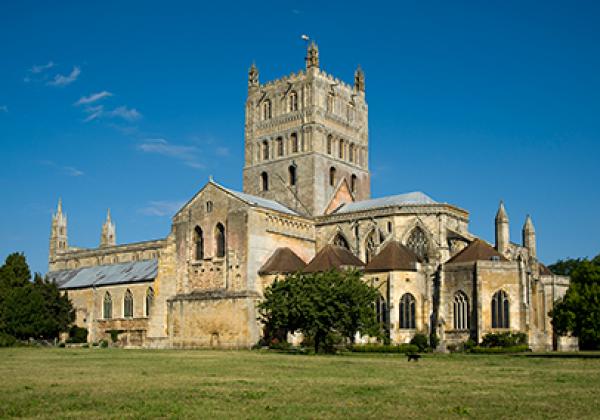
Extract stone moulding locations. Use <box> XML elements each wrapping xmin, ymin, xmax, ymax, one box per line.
<box><xmin>168</xmin><ymin>289</ymin><xmax>261</xmax><ymax>302</ymax></box>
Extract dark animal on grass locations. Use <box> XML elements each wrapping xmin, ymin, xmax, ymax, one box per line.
<box><xmin>407</xmin><ymin>353</ymin><xmax>421</xmax><ymax>362</ymax></box>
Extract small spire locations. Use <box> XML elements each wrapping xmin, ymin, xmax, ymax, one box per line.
<box><xmin>354</xmin><ymin>65</ymin><xmax>365</xmax><ymax>92</ymax></box>
<box><xmin>57</xmin><ymin>197</ymin><xmax>63</xmax><ymax>214</ymax></box>
<box><xmin>209</xmin><ymin>175</ymin><xmax>214</xmax><ymax>182</ymax></box>
<box><xmin>248</xmin><ymin>61</ymin><xmax>259</xmax><ymax>88</ymax></box>
<box><xmin>305</xmin><ymin>41</ymin><xmax>319</xmax><ymax>69</ymax></box>
<box><xmin>106</xmin><ymin>208</ymin><xmax>111</xmax><ymax>223</ymax></box>
<box><xmin>495</xmin><ymin>200</ymin><xmax>508</xmax><ymax>222</ymax></box>
<box><xmin>523</xmin><ymin>214</ymin><xmax>535</xmax><ymax>232</ymax></box>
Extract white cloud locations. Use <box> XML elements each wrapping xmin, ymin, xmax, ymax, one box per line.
<box><xmin>137</xmin><ymin>138</ymin><xmax>205</xmax><ymax>169</ymax></box>
<box><xmin>47</xmin><ymin>66</ymin><xmax>81</xmax><ymax>87</ymax></box>
<box><xmin>215</xmin><ymin>147</ymin><xmax>230</xmax><ymax>157</ymax></box>
<box><xmin>108</xmin><ymin>106</ymin><xmax>141</xmax><ymax>121</ymax></box>
<box><xmin>39</xmin><ymin>160</ymin><xmax>84</xmax><ymax>177</ymax></box>
<box><xmin>81</xmin><ymin>104</ymin><xmax>141</xmax><ymax>123</ymax></box>
<box><xmin>29</xmin><ymin>61</ymin><xmax>55</xmax><ymax>74</ymax></box>
<box><xmin>75</xmin><ymin>91</ymin><xmax>113</xmax><ymax>106</ymax></box>
<box><xmin>0</xmin><ymin>105</ymin><xmax>7</xmax><ymax>113</ymax></box>
<box><xmin>138</xmin><ymin>200</ymin><xmax>185</xmax><ymax>217</ymax></box>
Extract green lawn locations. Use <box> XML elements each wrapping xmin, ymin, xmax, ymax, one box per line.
<box><xmin>1</xmin><ymin>348</ymin><xmax>599</xmax><ymax>419</ymax></box>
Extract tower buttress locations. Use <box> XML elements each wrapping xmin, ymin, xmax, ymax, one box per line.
<box><xmin>100</xmin><ymin>208</ymin><xmax>116</xmax><ymax>247</ymax></box>
<box><xmin>522</xmin><ymin>215</ymin><xmax>536</xmax><ymax>259</ymax></box>
<box><xmin>495</xmin><ymin>201</ymin><xmax>510</xmax><ymax>255</ymax></box>
<box><xmin>49</xmin><ymin>198</ymin><xmax>68</xmax><ymax>263</ymax></box>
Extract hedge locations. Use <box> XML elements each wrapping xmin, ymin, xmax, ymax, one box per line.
<box><xmin>470</xmin><ymin>345</ymin><xmax>530</xmax><ymax>354</ymax></box>
<box><xmin>351</xmin><ymin>344</ymin><xmax>420</xmax><ymax>354</ymax></box>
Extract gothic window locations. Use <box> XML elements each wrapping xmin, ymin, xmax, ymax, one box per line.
<box><xmin>406</xmin><ymin>227</ymin><xmax>428</xmax><ymax>261</ymax></box>
<box><xmin>260</xmin><ymin>172</ymin><xmax>269</xmax><ymax>192</ymax></box>
<box><xmin>262</xmin><ymin>99</ymin><xmax>272</xmax><ymax>120</ymax></box>
<box><xmin>399</xmin><ymin>293</ymin><xmax>416</xmax><ymax>329</ymax></box>
<box><xmin>262</xmin><ymin>140</ymin><xmax>269</xmax><ymax>160</ymax></box>
<box><xmin>453</xmin><ymin>291</ymin><xmax>470</xmax><ymax>330</ymax></box>
<box><xmin>329</xmin><ymin>167</ymin><xmax>336</xmax><ymax>187</ymax></box>
<box><xmin>333</xmin><ymin>233</ymin><xmax>350</xmax><ymax>250</ymax></box>
<box><xmin>289</xmin><ymin>165</ymin><xmax>297</xmax><ymax>186</ymax></box>
<box><xmin>103</xmin><ymin>292</ymin><xmax>112</xmax><ymax>319</ymax></box>
<box><xmin>291</xmin><ymin>133</ymin><xmax>298</xmax><ymax>153</ymax></box>
<box><xmin>276</xmin><ymin>137</ymin><xmax>284</xmax><ymax>157</ymax></box>
<box><xmin>339</xmin><ymin>139</ymin><xmax>345</xmax><ymax>159</ymax></box>
<box><xmin>351</xmin><ymin>174</ymin><xmax>357</xmax><ymax>193</ymax></box>
<box><xmin>327</xmin><ymin>92</ymin><xmax>334</xmax><ymax>112</ymax></box>
<box><xmin>194</xmin><ymin>226</ymin><xmax>204</xmax><ymax>260</ymax></box>
<box><xmin>145</xmin><ymin>287</ymin><xmax>154</xmax><ymax>317</ymax></box>
<box><xmin>215</xmin><ymin>223</ymin><xmax>226</xmax><ymax>258</ymax></box>
<box><xmin>124</xmin><ymin>289</ymin><xmax>133</xmax><ymax>318</ymax></box>
<box><xmin>365</xmin><ymin>229</ymin><xmax>385</xmax><ymax>263</ymax></box>
<box><xmin>206</xmin><ymin>201</ymin><xmax>213</xmax><ymax>213</ymax></box>
<box><xmin>327</xmin><ymin>135</ymin><xmax>333</xmax><ymax>154</ymax></box>
<box><xmin>376</xmin><ymin>294</ymin><xmax>387</xmax><ymax>325</ymax></box>
<box><xmin>289</xmin><ymin>91</ymin><xmax>298</xmax><ymax>111</ymax></box>
<box><xmin>491</xmin><ymin>290</ymin><xmax>510</xmax><ymax>328</ymax></box>
<box><xmin>349</xmin><ymin>143</ymin><xmax>354</xmax><ymax>163</ymax></box>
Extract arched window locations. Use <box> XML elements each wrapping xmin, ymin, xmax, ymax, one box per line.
<box><xmin>329</xmin><ymin>167</ymin><xmax>336</xmax><ymax>187</ymax></box>
<box><xmin>194</xmin><ymin>226</ymin><xmax>204</xmax><ymax>260</ymax></box>
<box><xmin>491</xmin><ymin>290</ymin><xmax>510</xmax><ymax>328</ymax></box>
<box><xmin>206</xmin><ymin>201</ymin><xmax>213</xmax><ymax>213</ymax></box>
<box><xmin>262</xmin><ymin>99</ymin><xmax>272</xmax><ymax>120</ymax></box>
<box><xmin>145</xmin><ymin>287</ymin><xmax>154</xmax><ymax>317</ymax></box>
<box><xmin>365</xmin><ymin>229</ymin><xmax>385</xmax><ymax>263</ymax></box>
<box><xmin>399</xmin><ymin>293</ymin><xmax>416</xmax><ymax>329</ymax></box>
<box><xmin>453</xmin><ymin>291</ymin><xmax>470</xmax><ymax>330</ymax></box>
<box><xmin>406</xmin><ymin>227</ymin><xmax>428</xmax><ymax>261</ymax></box>
<box><xmin>376</xmin><ymin>294</ymin><xmax>387</xmax><ymax>325</ymax></box>
<box><xmin>289</xmin><ymin>91</ymin><xmax>298</xmax><ymax>111</ymax></box>
<box><xmin>351</xmin><ymin>174</ymin><xmax>357</xmax><ymax>193</ymax></box>
<box><xmin>124</xmin><ymin>289</ymin><xmax>133</xmax><ymax>318</ymax></box>
<box><xmin>333</xmin><ymin>233</ymin><xmax>350</xmax><ymax>250</ymax></box>
<box><xmin>327</xmin><ymin>135</ymin><xmax>333</xmax><ymax>154</ymax></box>
<box><xmin>276</xmin><ymin>137</ymin><xmax>284</xmax><ymax>157</ymax></box>
<box><xmin>288</xmin><ymin>165</ymin><xmax>297</xmax><ymax>186</ymax></box>
<box><xmin>261</xmin><ymin>172</ymin><xmax>269</xmax><ymax>191</ymax></box>
<box><xmin>262</xmin><ymin>140</ymin><xmax>269</xmax><ymax>160</ymax></box>
<box><xmin>215</xmin><ymin>223</ymin><xmax>226</xmax><ymax>258</ymax></box>
<box><xmin>349</xmin><ymin>143</ymin><xmax>354</xmax><ymax>163</ymax></box>
<box><xmin>103</xmin><ymin>292</ymin><xmax>112</xmax><ymax>319</ymax></box>
<box><xmin>339</xmin><ymin>139</ymin><xmax>345</xmax><ymax>159</ymax></box>
<box><xmin>291</xmin><ymin>133</ymin><xmax>298</xmax><ymax>153</ymax></box>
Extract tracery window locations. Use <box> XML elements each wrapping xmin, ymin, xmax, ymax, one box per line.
<box><xmin>289</xmin><ymin>91</ymin><xmax>298</xmax><ymax>111</ymax></box>
<box><xmin>453</xmin><ymin>291</ymin><xmax>470</xmax><ymax>330</ymax></box>
<box><xmin>491</xmin><ymin>290</ymin><xmax>510</xmax><ymax>328</ymax></box>
<box><xmin>145</xmin><ymin>287</ymin><xmax>154</xmax><ymax>317</ymax></box>
<box><xmin>261</xmin><ymin>172</ymin><xmax>269</xmax><ymax>191</ymax></box>
<box><xmin>406</xmin><ymin>227</ymin><xmax>428</xmax><ymax>261</ymax></box>
<box><xmin>103</xmin><ymin>292</ymin><xmax>112</xmax><ymax>319</ymax></box>
<box><xmin>124</xmin><ymin>289</ymin><xmax>133</xmax><ymax>318</ymax></box>
<box><xmin>215</xmin><ymin>223</ymin><xmax>226</xmax><ymax>258</ymax></box>
<box><xmin>333</xmin><ymin>233</ymin><xmax>350</xmax><ymax>250</ymax></box>
<box><xmin>376</xmin><ymin>294</ymin><xmax>387</xmax><ymax>325</ymax></box>
<box><xmin>276</xmin><ymin>137</ymin><xmax>284</xmax><ymax>157</ymax></box>
<box><xmin>291</xmin><ymin>133</ymin><xmax>298</xmax><ymax>153</ymax></box>
<box><xmin>399</xmin><ymin>293</ymin><xmax>416</xmax><ymax>329</ymax></box>
<box><xmin>194</xmin><ymin>226</ymin><xmax>204</xmax><ymax>260</ymax></box>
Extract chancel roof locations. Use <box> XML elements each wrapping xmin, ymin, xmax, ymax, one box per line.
<box><xmin>222</xmin><ymin>186</ymin><xmax>298</xmax><ymax>216</ymax></box>
<box><xmin>48</xmin><ymin>259</ymin><xmax>158</xmax><ymax>290</ymax></box>
<box><xmin>446</xmin><ymin>239</ymin><xmax>508</xmax><ymax>264</ymax></box>
<box><xmin>303</xmin><ymin>244</ymin><xmax>365</xmax><ymax>273</ymax></box>
<box><xmin>258</xmin><ymin>247</ymin><xmax>307</xmax><ymax>275</ymax></box>
<box><xmin>333</xmin><ymin>192</ymin><xmax>436</xmax><ymax>214</ymax></box>
<box><xmin>364</xmin><ymin>241</ymin><xmax>421</xmax><ymax>272</ymax></box>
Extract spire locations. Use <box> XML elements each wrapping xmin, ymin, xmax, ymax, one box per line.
<box><xmin>49</xmin><ymin>198</ymin><xmax>68</xmax><ymax>263</ymax></box>
<box><xmin>248</xmin><ymin>61</ymin><xmax>259</xmax><ymax>89</ymax></box>
<box><xmin>495</xmin><ymin>200</ymin><xmax>509</xmax><ymax>223</ymax></box>
<box><xmin>305</xmin><ymin>41</ymin><xmax>319</xmax><ymax>69</ymax></box>
<box><xmin>495</xmin><ymin>201</ymin><xmax>509</xmax><ymax>255</ymax></box>
<box><xmin>105</xmin><ymin>208</ymin><xmax>112</xmax><ymax>223</ymax></box>
<box><xmin>57</xmin><ymin>197</ymin><xmax>63</xmax><ymax>215</ymax></box>
<box><xmin>354</xmin><ymin>65</ymin><xmax>365</xmax><ymax>92</ymax></box>
<box><xmin>100</xmin><ymin>208</ymin><xmax>116</xmax><ymax>247</ymax></box>
<box><xmin>522</xmin><ymin>214</ymin><xmax>536</xmax><ymax>259</ymax></box>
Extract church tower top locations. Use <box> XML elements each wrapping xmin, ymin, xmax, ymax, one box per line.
<box><xmin>305</xmin><ymin>41</ymin><xmax>319</xmax><ymax>69</ymax></box>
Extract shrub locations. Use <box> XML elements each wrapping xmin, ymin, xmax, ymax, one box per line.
<box><xmin>81</xmin><ymin>343</ymin><xmax>89</xmax><ymax>348</ymax></box>
<box><xmin>430</xmin><ymin>333</ymin><xmax>440</xmax><ymax>350</ymax></box>
<box><xmin>0</xmin><ymin>332</ymin><xmax>17</xmax><ymax>347</ymax></box>
<box><xmin>481</xmin><ymin>332</ymin><xmax>527</xmax><ymax>348</ymax></box>
<box><xmin>99</xmin><ymin>339</ymin><xmax>109</xmax><ymax>348</ymax></box>
<box><xmin>463</xmin><ymin>339</ymin><xmax>476</xmax><ymax>352</ymax></box>
<box><xmin>470</xmin><ymin>345</ymin><xmax>529</xmax><ymax>354</ymax></box>
<box><xmin>58</xmin><ymin>342</ymin><xmax>66</xmax><ymax>348</ymax></box>
<box><xmin>351</xmin><ymin>343</ymin><xmax>419</xmax><ymax>354</ymax></box>
<box><xmin>268</xmin><ymin>338</ymin><xmax>291</xmax><ymax>351</ymax></box>
<box><xmin>65</xmin><ymin>326</ymin><xmax>88</xmax><ymax>344</ymax></box>
<box><xmin>410</xmin><ymin>334</ymin><xmax>429</xmax><ymax>352</ymax></box>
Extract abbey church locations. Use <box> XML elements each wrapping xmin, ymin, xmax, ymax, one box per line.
<box><xmin>48</xmin><ymin>43</ymin><xmax>570</xmax><ymax>351</ymax></box>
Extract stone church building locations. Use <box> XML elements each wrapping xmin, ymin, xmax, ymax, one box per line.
<box><xmin>48</xmin><ymin>43</ymin><xmax>569</xmax><ymax>351</ymax></box>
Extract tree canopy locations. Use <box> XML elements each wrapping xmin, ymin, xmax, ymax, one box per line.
<box><xmin>258</xmin><ymin>270</ymin><xmax>381</xmax><ymax>353</ymax></box>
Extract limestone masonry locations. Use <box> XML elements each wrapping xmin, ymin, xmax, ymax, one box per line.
<box><xmin>48</xmin><ymin>43</ymin><xmax>570</xmax><ymax>351</ymax></box>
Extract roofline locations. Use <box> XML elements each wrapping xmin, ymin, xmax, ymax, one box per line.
<box><xmin>315</xmin><ymin>203</ymin><xmax>469</xmax><ymax>224</ymax></box>
<box><xmin>52</xmin><ymin>240</ymin><xmax>166</xmax><ymax>260</ymax></box>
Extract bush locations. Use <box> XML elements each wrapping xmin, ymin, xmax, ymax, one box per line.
<box><xmin>410</xmin><ymin>334</ymin><xmax>429</xmax><ymax>352</ymax></box>
<box><xmin>463</xmin><ymin>339</ymin><xmax>476</xmax><ymax>352</ymax></box>
<box><xmin>0</xmin><ymin>332</ymin><xmax>17</xmax><ymax>347</ymax></box>
<box><xmin>481</xmin><ymin>332</ymin><xmax>527</xmax><ymax>348</ymax></box>
<box><xmin>268</xmin><ymin>338</ymin><xmax>291</xmax><ymax>351</ymax></box>
<box><xmin>430</xmin><ymin>333</ymin><xmax>440</xmax><ymax>350</ymax></box>
<box><xmin>99</xmin><ymin>339</ymin><xmax>109</xmax><ymax>348</ymax></box>
<box><xmin>58</xmin><ymin>342</ymin><xmax>66</xmax><ymax>348</ymax></box>
<box><xmin>470</xmin><ymin>345</ymin><xmax>529</xmax><ymax>354</ymax></box>
<box><xmin>65</xmin><ymin>326</ymin><xmax>88</xmax><ymax>344</ymax></box>
<box><xmin>351</xmin><ymin>343</ymin><xmax>419</xmax><ymax>354</ymax></box>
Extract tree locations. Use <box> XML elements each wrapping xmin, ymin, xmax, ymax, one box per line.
<box><xmin>548</xmin><ymin>257</ymin><xmax>585</xmax><ymax>277</ymax></box>
<box><xmin>550</xmin><ymin>255</ymin><xmax>600</xmax><ymax>350</ymax></box>
<box><xmin>258</xmin><ymin>270</ymin><xmax>380</xmax><ymax>353</ymax></box>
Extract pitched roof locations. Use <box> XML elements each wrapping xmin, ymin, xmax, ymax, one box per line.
<box><xmin>48</xmin><ymin>259</ymin><xmax>158</xmax><ymax>290</ymax></box>
<box><xmin>446</xmin><ymin>239</ymin><xmax>508</xmax><ymax>264</ymax></box>
<box><xmin>364</xmin><ymin>241</ymin><xmax>421</xmax><ymax>272</ymax></box>
<box><xmin>222</xmin><ymin>185</ymin><xmax>298</xmax><ymax>216</ymax></box>
<box><xmin>539</xmin><ymin>263</ymin><xmax>554</xmax><ymax>276</ymax></box>
<box><xmin>333</xmin><ymin>191</ymin><xmax>436</xmax><ymax>214</ymax></box>
<box><xmin>258</xmin><ymin>247</ymin><xmax>307</xmax><ymax>275</ymax></box>
<box><xmin>303</xmin><ymin>244</ymin><xmax>365</xmax><ymax>273</ymax></box>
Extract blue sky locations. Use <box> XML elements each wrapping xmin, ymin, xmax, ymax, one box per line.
<box><xmin>1</xmin><ymin>1</ymin><xmax>599</xmax><ymax>275</ymax></box>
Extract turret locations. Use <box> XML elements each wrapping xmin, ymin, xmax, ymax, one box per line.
<box><xmin>49</xmin><ymin>198</ymin><xmax>68</xmax><ymax>262</ymax></box>
<box><xmin>248</xmin><ymin>62</ymin><xmax>259</xmax><ymax>90</ymax></box>
<box><xmin>522</xmin><ymin>215</ymin><xmax>536</xmax><ymax>259</ymax></box>
<box><xmin>495</xmin><ymin>201</ymin><xmax>509</xmax><ymax>255</ymax></box>
<box><xmin>354</xmin><ymin>65</ymin><xmax>365</xmax><ymax>93</ymax></box>
<box><xmin>100</xmin><ymin>208</ymin><xmax>116</xmax><ymax>247</ymax></box>
<box><xmin>305</xmin><ymin>41</ymin><xmax>319</xmax><ymax>69</ymax></box>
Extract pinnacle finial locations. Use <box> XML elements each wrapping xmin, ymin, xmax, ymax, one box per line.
<box><xmin>305</xmin><ymin>41</ymin><xmax>319</xmax><ymax>69</ymax></box>
<box><xmin>496</xmin><ymin>200</ymin><xmax>508</xmax><ymax>222</ymax></box>
<box><xmin>248</xmin><ymin>61</ymin><xmax>259</xmax><ymax>88</ymax></box>
<box><xmin>523</xmin><ymin>214</ymin><xmax>535</xmax><ymax>232</ymax></box>
<box><xmin>354</xmin><ymin>65</ymin><xmax>365</xmax><ymax>92</ymax></box>
<box><xmin>57</xmin><ymin>197</ymin><xmax>63</xmax><ymax>213</ymax></box>
<box><xmin>106</xmin><ymin>208</ymin><xmax>111</xmax><ymax>222</ymax></box>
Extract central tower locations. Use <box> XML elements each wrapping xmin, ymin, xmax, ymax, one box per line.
<box><xmin>242</xmin><ymin>42</ymin><xmax>370</xmax><ymax>216</ymax></box>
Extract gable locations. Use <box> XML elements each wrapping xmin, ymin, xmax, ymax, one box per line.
<box><xmin>324</xmin><ymin>178</ymin><xmax>354</xmax><ymax>215</ymax></box>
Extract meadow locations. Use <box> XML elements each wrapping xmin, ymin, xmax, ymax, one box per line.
<box><xmin>0</xmin><ymin>348</ymin><xmax>599</xmax><ymax>419</ymax></box>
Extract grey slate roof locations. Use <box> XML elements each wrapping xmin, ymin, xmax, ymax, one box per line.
<box><xmin>223</xmin><ymin>186</ymin><xmax>298</xmax><ymax>216</ymax></box>
<box><xmin>48</xmin><ymin>259</ymin><xmax>158</xmax><ymax>290</ymax></box>
<box><xmin>334</xmin><ymin>191</ymin><xmax>436</xmax><ymax>214</ymax></box>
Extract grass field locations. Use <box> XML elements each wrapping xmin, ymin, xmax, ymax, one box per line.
<box><xmin>1</xmin><ymin>348</ymin><xmax>599</xmax><ymax>419</ymax></box>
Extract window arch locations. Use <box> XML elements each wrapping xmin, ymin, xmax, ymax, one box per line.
<box><xmin>491</xmin><ymin>290</ymin><xmax>510</xmax><ymax>328</ymax></box>
<box><xmin>399</xmin><ymin>293</ymin><xmax>416</xmax><ymax>329</ymax></box>
<box><xmin>260</xmin><ymin>172</ymin><xmax>269</xmax><ymax>191</ymax></box>
<box><xmin>290</xmin><ymin>133</ymin><xmax>298</xmax><ymax>153</ymax></box>
<box><xmin>145</xmin><ymin>287</ymin><xmax>154</xmax><ymax>317</ymax></box>
<box><xmin>103</xmin><ymin>292</ymin><xmax>112</xmax><ymax>319</ymax></box>
<box><xmin>349</xmin><ymin>143</ymin><xmax>354</xmax><ymax>163</ymax></box>
<box><xmin>262</xmin><ymin>99</ymin><xmax>272</xmax><ymax>120</ymax></box>
<box><xmin>365</xmin><ymin>229</ymin><xmax>385</xmax><ymax>263</ymax></box>
<box><xmin>276</xmin><ymin>137</ymin><xmax>284</xmax><ymax>157</ymax></box>
<box><xmin>406</xmin><ymin>227</ymin><xmax>428</xmax><ymax>261</ymax></box>
<box><xmin>288</xmin><ymin>165</ymin><xmax>297</xmax><ymax>186</ymax></box>
<box><xmin>351</xmin><ymin>174</ymin><xmax>357</xmax><ymax>193</ymax></box>
<box><xmin>329</xmin><ymin>167</ymin><xmax>336</xmax><ymax>187</ymax></box>
<box><xmin>376</xmin><ymin>294</ymin><xmax>387</xmax><ymax>325</ymax></box>
<box><xmin>215</xmin><ymin>223</ymin><xmax>226</xmax><ymax>258</ymax></box>
<box><xmin>206</xmin><ymin>201</ymin><xmax>213</xmax><ymax>213</ymax></box>
<box><xmin>339</xmin><ymin>139</ymin><xmax>345</xmax><ymax>159</ymax></box>
<box><xmin>262</xmin><ymin>140</ymin><xmax>269</xmax><ymax>160</ymax></box>
<box><xmin>327</xmin><ymin>134</ymin><xmax>333</xmax><ymax>154</ymax></box>
<box><xmin>124</xmin><ymin>289</ymin><xmax>133</xmax><ymax>318</ymax></box>
<box><xmin>289</xmin><ymin>91</ymin><xmax>298</xmax><ymax>111</ymax></box>
<box><xmin>453</xmin><ymin>291</ymin><xmax>470</xmax><ymax>330</ymax></box>
<box><xmin>194</xmin><ymin>226</ymin><xmax>204</xmax><ymax>260</ymax></box>
<box><xmin>333</xmin><ymin>233</ymin><xmax>350</xmax><ymax>250</ymax></box>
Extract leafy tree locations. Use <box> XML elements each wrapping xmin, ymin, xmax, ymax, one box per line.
<box><xmin>550</xmin><ymin>255</ymin><xmax>600</xmax><ymax>350</ymax></box>
<box><xmin>258</xmin><ymin>270</ymin><xmax>380</xmax><ymax>353</ymax></box>
<box><xmin>548</xmin><ymin>257</ymin><xmax>585</xmax><ymax>276</ymax></box>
